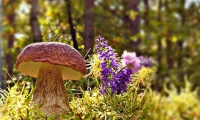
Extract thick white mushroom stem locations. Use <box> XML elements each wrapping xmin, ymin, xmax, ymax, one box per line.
<box><xmin>33</xmin><ymin>64</ymin><xmax>70</xmax><ymax>115</ymax></box>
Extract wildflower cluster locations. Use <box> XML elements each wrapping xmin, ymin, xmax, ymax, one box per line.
<box><xmin>96</xmin><ymin>36</ymin><xmax>152</xmax><ymax>94</ymax></box>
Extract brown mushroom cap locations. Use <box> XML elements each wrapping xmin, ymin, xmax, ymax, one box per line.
<box><xmin>16</xmin><ymin>42</ymin><xmax>86</xmax><ymax>80</ymax></box>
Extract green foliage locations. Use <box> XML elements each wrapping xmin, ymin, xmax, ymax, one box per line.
<box><xmin>0</xmin><ymin>67</ymin><xmax>156</xmax><ymax>119</ymax></box>
<box><xmin>0</xmin><ymin>83</ymin><xmax>47</xmax><ymax>119</ymax></box>
<box><xmin>150</xmin><ymin>81</ymin><xmax>200</xmax><ymax>120</ymax></box>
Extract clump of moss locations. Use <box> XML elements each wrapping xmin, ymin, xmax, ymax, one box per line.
<box><xmin>150</xmin><ymin>80</ymin><xmax>200</xmax><ymax>120</ymax></box>
<box><xmin>0</xmin><ymin>83</ymin><xmax>47</xmax><ymax>119</ymax></box>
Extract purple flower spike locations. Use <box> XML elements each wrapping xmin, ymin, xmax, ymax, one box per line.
<box><xmin>96</xmin><ymin>36</ymin><xmax>120</xmax><ymax>94</ymax></box>
<box><xmin>121</xmin><ymin>51</ymin><xmax>141</xmax><ymax>73</ymax></box>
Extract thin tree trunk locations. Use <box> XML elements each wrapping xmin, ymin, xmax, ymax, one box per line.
<box><xmin>30</xmin><ymin>0</ymin><xmax>42</xmax><ymax>84</ymax></box>
<box><xmin>178</xmin><ymin>0</ymin><xmax>185</xmax><ymax>68</ymax></box>
<box><xmin>155</xmin><ymin>0</ymin><xmax>162</xmax><ymax>91</ymax></box>
<box><xmin>143</xmin><ymin>0</ymin><xmax>149</xmax><ymax>27</ymax></box>
<box><xmin>157</xmin><ymin>0</ymin><xmax>162</xmax><ymax>70</ymax></box>
<box><xmin>65</xmin><ymin>0</ymin><xmax>79</xmax><ymax>50</ymax></box>
<box><xmin>83</xmin><ymin>0</ymin><xmax>94</xmax><ymax>56</ymax></box>
<box><xmin>0</xmin><ymin>0</ymin><xmax>4</xmax><ymax>89</ymax></box>
<box><xmin>4</xmin><ymin>0</ymin><xmax>15</xmax><ymax>80</ymax></box>
<box><xmin>30</xmin><ymin>0</ymin><xmax>42</xmax><ymax>42</ymax></box>
<box><xmin>166</xmin><ymin>40</ymin><xmax>174</xmax><ymax>68</ymax></box>
<box><xmin>129</xmin><ymin>0</ymin><xmax>140</xmax><ymax>53</ymax></box>
<box><xmin>165</xmin><ymin>0</ymin><xmax>174</xmax><ymax>69</ymax></box>
<box><xmin>176</xmin><ymin>0</ymin><xmax>185</xmax><ymax>83</ymax></box>
<box><xmin>7</xmin><ymin>33</ymin><xmax>14</xmax><ymax>79</ymax></box>
<box><xmin>123</xmin><ymin>0</ymin><xmax>140</xmax><ymax>53</ymax></box>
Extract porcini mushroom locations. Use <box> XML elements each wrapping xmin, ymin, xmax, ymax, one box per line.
<box><xmin>16</xmin><ymin>42</ymin><xmax>86</xmax><ymax>115</ymax></box>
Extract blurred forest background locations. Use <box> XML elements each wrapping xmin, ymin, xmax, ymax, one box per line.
<box><xmin>0</xmin><ymin>0</ymin><xmax>200</xmax><ymax>92</ymax></box>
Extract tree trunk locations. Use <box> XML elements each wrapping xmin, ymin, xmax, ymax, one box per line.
<box><xmin>30</xmin><ymin>0</ymin><xmax>42</xmax><ymax>84</ymax></box>
<box><xmin>6</xmin><ymin>33</ymin><xmax>14</xmax><ymax>80</ymax></box>
<box><xmin>65</xmin><ymin>0</ymin><xmax>79</xmax><ymax>50</ymax></box>
<box><xmin>0</xmin><ymin>0</ymin><xmax>4</xmax><ymax>89</ymax></box>
<box><xmin>83</xmin><ymin>0</ymin><xmax>94</xmax><ymax>56</ymax></box>
<box><xmin>165</xmin><ymin>0</ymin><xmax>174</xmax><ymax>69</ymax></box>
<box><xmin>30</xmin><ymin>0</ymin><xmax>42</xmax><ymax>42</ymax></box>
<box><xmin>176</xmin><ymin>0</ymin><xmax>185</xmax><ymax>82</ymax></box>
<box><xmin>155</xmin><ymin>0</ymin><xmax>162</xmax><ymax>91</ymax></box>
<box><xmin>123</xmin><ymin>0</ymin><xmax>140</xmax><ymax>53</ymax></box>
<box><xmin>4</xmin><ymin>0</ymin><xmax>15</xmax><ymax>80</ymax></box>
<box><xmin>177</xmin><ymin>0</ymin><xmax>185</xmax><ymax>68</ymax></box>
<box><xmin>143</xmin><ymin>0</ymin><xmax>149</xmax><ymax>27</ymax></box>
<box><xmin>129</xmin><ymin>0</ymin><xmax>140</xmax><ymax>53</ymax></box>
<box><xmin>157</xmin><ymin>0</ymin><xmax>162</xmax><ymax>70</ymax></box>
<box><xmin>166</xmin><ymin>39</ymin><xmax>174</xmax><ymax>69</ymax></box>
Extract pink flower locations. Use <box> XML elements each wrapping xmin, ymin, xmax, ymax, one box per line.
<box><xmin>121</xmin><ymin>51</ymin><xmax>141</xmax><ymax>73</ymax></box>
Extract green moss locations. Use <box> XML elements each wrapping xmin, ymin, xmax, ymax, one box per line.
<box><xmin>150</xmin><ymin>80</ymin><xmax>200</xmax><ymax>120</ymax></box>
<box><xmin>0</xmin><ymin>83</ymin><xmax>47</xmax><ymax>120</ymax></box>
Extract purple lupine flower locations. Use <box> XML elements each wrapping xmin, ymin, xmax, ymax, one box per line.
<box><xmin>138</xmin><ymin>56</ymin><xmax>152</xmax><ymax>67</ymax></box>
<box><xmin>121</xmin><ymin>51</ymin><xmax>141</xmax><ymax>73</ymax></box>
<box><xmin>96</xmin><ymin>36</ymin><xmax>149</xmax><ymax>94</ymax></box>
<box><xmin>96</xmin><ymin>36</ymin><xmax>119</xmax><ymax>94</ymax></box>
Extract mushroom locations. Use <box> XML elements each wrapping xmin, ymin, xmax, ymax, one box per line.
<box><xmin>16</xmin><ymin>42</ymin><xmax>86</xmax><ymax>115</ymax></box>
